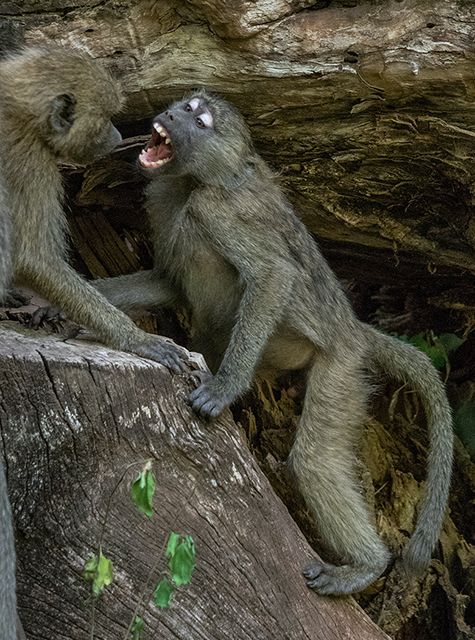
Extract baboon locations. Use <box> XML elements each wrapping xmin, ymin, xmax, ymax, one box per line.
<box><xmin>0</xmin><ymin>46</ymin><xmax>187</xmax><ymax>372</ymax></box>
<box><xmin>0</xmin><ymin>46</ymin><xmax>189</xmax><ymax>637</ymax></box>
<box><xmin>93</xmin><ymin>91</ymin><xmax>453</xmax><ymax>595</ymax></box>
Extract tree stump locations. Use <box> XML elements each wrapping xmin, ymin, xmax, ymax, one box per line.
<box><xmin>0</xmin><ymin>324</ymin><xmax>389</xmax><ymax>640</ymax></box>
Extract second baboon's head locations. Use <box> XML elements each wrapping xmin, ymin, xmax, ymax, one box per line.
<box><xmin>139</xmin><ymin>91</ymin><xmax>255</xmax><ymax>188</ymax></box>
<box><xmin>0</xmin><ymin>47</ymin><xmax>124</xmax><ymax>165</ymax></box>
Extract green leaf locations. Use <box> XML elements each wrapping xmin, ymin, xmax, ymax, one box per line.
<box><xmin>437</xmin><ymin>333</ymin><xmax>465</xmax><ymax>354</ymax></box>
<box><xmin>168</xmin><ymin>536</ymin><xmax>196</xmax><ymax>586</ymax></box>
<box><xmin>166</xmin><ymin>532</ymin><xmax>180</xmax><ymax>558</ymax></box>
<box><xmin>154</xmin><ymin>579</ymin><xmax>175</xmax><ymax>608</ymax></box>
<box><xmin>132</xmin><ymin>461</ymin><xmax>156</xmax><ymax>516</ymax></box>
<box><xmin>421</xmin><ymin>344</ymin><xmax>448</xmax><ymax>371</ymax></box>
<box><xmin>131</xmin><ymin>617</ymin><xmax>145</xmax><ymax>640</ymax></box>
<box><xmin>84</xmin><ymin>552</ymin><xmax>114</xmax><ymax>595</ymax></box>
<box><xmin>407</xmin><ymin>333</ymin><xmax>428</xmax><ymax>351</ymax></box>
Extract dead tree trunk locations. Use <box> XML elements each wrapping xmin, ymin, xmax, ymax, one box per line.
<box><xmin>0</xmin><ymin>324</ymin><xmax>389</xmax><ymax>640</ymax></box>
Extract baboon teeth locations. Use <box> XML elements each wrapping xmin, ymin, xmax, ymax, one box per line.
<box><xmin>153</xmin><ymin>122</ymin><xmax>169</xmax><ymax>139</ymax></box>
<box><xmin>140</xmin><ymin>121</ymin><xmax>173</xmax><ymax>168</ymax></box>
<box><xmin>139</xmin><ymin>154</ymin><xmax>171</xmax><ymax>169</ymax></box>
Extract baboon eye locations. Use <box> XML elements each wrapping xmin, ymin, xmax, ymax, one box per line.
<box><xmin>185</xmin><ymin>104</ymin><xmax>193</xmax><ymax>112</ymax></box>
<box><xmin>196</xmin><ymin>112</ymin><xmax>213</xmax><ymax>129</ymax></box>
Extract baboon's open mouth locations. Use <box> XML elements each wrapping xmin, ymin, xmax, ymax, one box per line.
<box><xmin>139</xmin><ymin>122</ymin><xmax>173</xmax><ymax>169</ymax></box>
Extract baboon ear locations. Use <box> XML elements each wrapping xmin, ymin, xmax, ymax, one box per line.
<box><xmin>49</xmin><ymin>93</ymin><xmax>77</xmax><ymax>133</ymax></box>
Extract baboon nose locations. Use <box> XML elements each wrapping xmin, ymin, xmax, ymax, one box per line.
<box><xmin>165</xmin><ymin>111</ymin><xmax>174</xmax><ymax>121</ymax></box>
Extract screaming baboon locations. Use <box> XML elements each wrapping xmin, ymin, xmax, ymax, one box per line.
<box><xmin>93</xmin><ymin>91</ymin><xmax>453</xmax><ymax>595</ymax></box>
<box><xmin>0</xmin><ymin>47</ymin><xmax>187</xmax><ymax>372</ymax></box>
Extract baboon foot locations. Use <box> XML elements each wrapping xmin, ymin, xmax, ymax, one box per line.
<box><xmin>303</xmin><ymin>557</ymin><xmax>387</xmax><ymax>596</ymax></box>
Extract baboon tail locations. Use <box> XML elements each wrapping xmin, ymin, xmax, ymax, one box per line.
<box><xmin>363</xmin><ymin>324</ymin><xmax>453</xmax><ymax>575</ymax></box>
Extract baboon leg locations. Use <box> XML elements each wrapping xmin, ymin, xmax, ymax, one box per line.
<box><xmin>0</xmin><ymin>455</ymin><xmax>27</xmax><ymax>640</ymax></box>
<box><xmin>289</xmin><ymin>350</ymin><xmax>390</xmax><ymax>596</ymax></box>
<box><xmin>93</xmin><ymin>270</ymin><xmax>177</xmax><ymax>312</ymax></box>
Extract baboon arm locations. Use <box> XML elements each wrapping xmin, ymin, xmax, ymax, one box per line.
<box><xmin>207</xmin><ymin>203</ymin><xmax>296</xmax><ymax>389</ymax></box>
<box><xmin>0</xmin><ymin>210</ymin><xmax>11</xmax><ymax>301</ymax></box>
<box><xmin>190</xmin><ymin>260</ymin><xmax>293</xmax><ymax>416</ymax></box>
<box><xmin>19</xmin><ymin>258</ymin><xmax>141</xmax><ymax>345</ymax></box>
<box><xmin>221</xmin><ymin>269</ymin><xmax>291</xmax><ymax>384</ymax></box>
<box><xmin>17</xmin><ymin>258</ymin><xmax>188</xmax><ymax>371</ymax></box>
<box><xmin>93</xmin><ymin>270</ymin><xmax>177</xmax><ymax>311</ymax></box>
<box><xmin>190</xmin><ymin>210</ymin><xmax>295</xmax><ymax>414</ymax></box>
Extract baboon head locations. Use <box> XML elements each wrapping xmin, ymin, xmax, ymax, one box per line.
<box><xmin>139</xmin><ymin>91</ymin><xmax>255</xmax><ymax>188</ymax></box>
<box><xmin>0</xmin><ymin>47</ymin><xmax>124</xmax><ymax>165</ymax></box>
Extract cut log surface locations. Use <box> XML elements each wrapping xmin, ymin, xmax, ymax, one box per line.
<box><xmin>0</xmin><ymin>325</ymin><xmax>389</xmax><ymax>640</ymax></box>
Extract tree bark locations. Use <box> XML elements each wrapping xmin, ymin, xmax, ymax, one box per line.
<box><xmin>0</xmin><ymin>324</ymin><xmax>389</xmax><ymax>640</ymax></box>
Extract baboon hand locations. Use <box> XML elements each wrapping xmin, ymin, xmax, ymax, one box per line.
<box><xmin>1</xmin><ymin>286</ymin><xmax>31</xmax><ymax>308</ymax></box>
<box><xmin>29</xmin><ymin>305</ymin><xmax>65</xmax><ymax>330</ymax></box>
<box><xmin>189</xmin><ymin>372</ymin><xmax>232</xmax><ymax>418</ymax></box>
<box><xmin>133</xmin><ymin>335</ymin><xmax>190</xmax><ymax>375</ymax></box>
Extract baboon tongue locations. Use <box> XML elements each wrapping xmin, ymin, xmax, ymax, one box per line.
<box><xmin>142</xmin><ymin>142</ymin><xmax>170</xmax><ymax>163</ymax></box>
